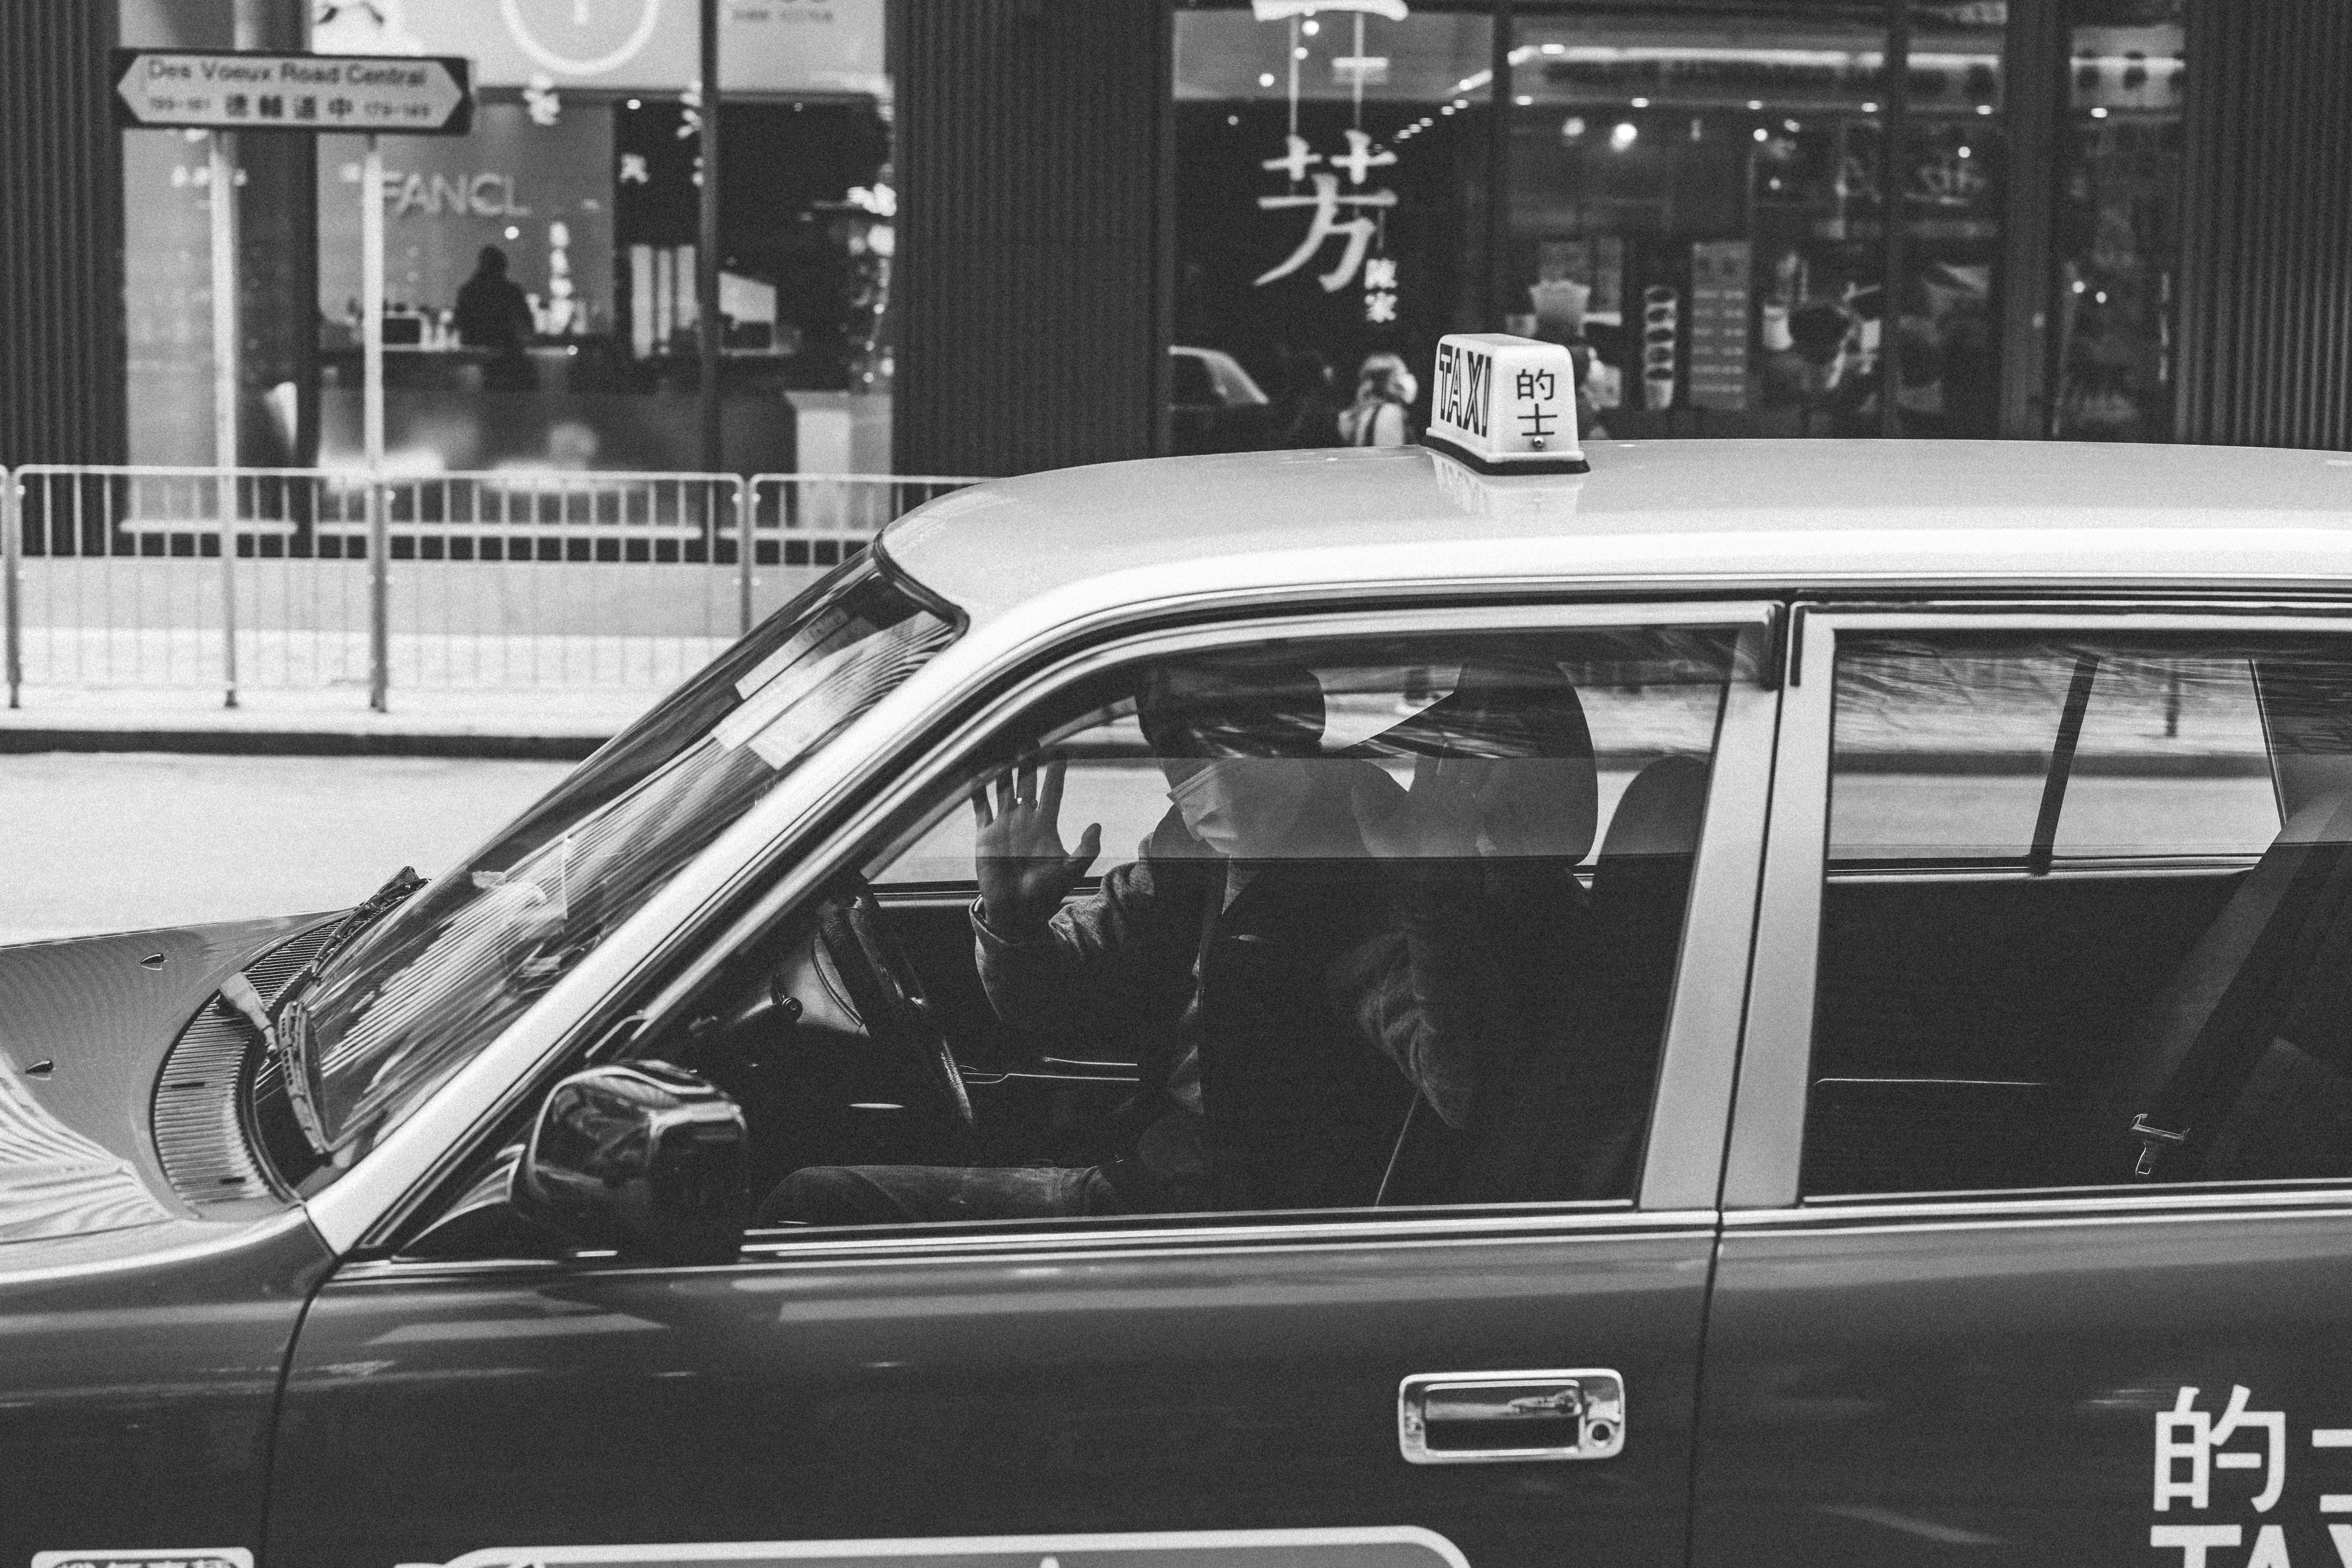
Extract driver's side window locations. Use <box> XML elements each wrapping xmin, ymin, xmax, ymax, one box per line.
<box><xmin>644</xmin><ymin>619</ymin><xmax>1741</xmax><ymax>1239</ymax></box>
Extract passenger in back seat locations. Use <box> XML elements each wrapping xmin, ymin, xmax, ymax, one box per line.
<box><xmin>1329</xmin><ymin>660</ymin><xmax>1645</xmax><ymax>1201</ymax></box>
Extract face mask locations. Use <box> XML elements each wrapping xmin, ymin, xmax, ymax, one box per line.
<box><xmin>1168</xmin><ymin>758</ymin><xmax>1317</xmax><ymax>859</ymax></box>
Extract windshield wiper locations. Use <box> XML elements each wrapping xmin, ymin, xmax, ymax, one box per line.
<box><xmin>218</xmin><ymin>866</ymin><xmax>428</xmax><ymax>1160</ymax></box>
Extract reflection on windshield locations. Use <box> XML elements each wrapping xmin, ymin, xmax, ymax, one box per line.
<box><xmin>289</xmin><ymin>560</ymin><xmax>956</xmax><ymax>1174</ymax></box>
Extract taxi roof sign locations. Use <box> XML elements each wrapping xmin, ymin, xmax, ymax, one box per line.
<box><xmin>1422</xmin><ymin>333</ymin><xmax>1587</xmax><ymax>476</ymax></box>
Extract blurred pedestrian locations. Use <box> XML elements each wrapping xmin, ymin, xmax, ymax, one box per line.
<box><xmin>1272</xmin><ymin>348</ymin><xmax>1344</xmax><ymax>448</ymax></box>
<box><xmin>1339</xmin><ymin>352</ymin><xmax>1417</xmax><ymax>447</ymax></box>
<box><xmin>455</xmin><ymin>246</ymin><xmax>535</xmax><ymax>392</ymax></box>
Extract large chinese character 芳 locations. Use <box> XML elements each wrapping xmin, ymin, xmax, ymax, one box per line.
<box><xmin>1257</xmin><ymin>175</ymin><xmax>1397</xmax><ymax>292</ymax></box>
<box><xmin>1256</xmin><ymin>130</ymin><xmax>1399</xmax><ymax>293</ymax></box>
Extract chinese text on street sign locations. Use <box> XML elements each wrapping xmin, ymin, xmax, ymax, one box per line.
<box><xmin>112</xmin><ymin>51</ymin><xmax>474</xmax><ymax>136</ymax></box>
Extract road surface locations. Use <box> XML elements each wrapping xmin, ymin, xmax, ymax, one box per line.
<box><xmin>1</xmin><ymin>752</ymin><xmax>573</xmax><ymax>946</ymax></box>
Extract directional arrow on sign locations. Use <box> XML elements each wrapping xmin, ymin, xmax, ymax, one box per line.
<box><xmin>112</xmin><ymin>50</ymin><xmax>474</xmax><ymax>136</ymax></box>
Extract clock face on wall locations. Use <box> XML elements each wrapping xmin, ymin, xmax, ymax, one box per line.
<box><xmin>498</xmin><ymin>0</ymin><xmax>667</xmax><ymax>77</ymax></box>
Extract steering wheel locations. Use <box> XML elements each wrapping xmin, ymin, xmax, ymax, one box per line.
<box><xmin>814</xmin><ymin>881</ymin><xmax>976</xmax><ymax>1130</ymax></box>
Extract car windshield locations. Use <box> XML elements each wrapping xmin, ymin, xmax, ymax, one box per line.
<box><xmin>285</xmin><ymin>559</ymin><xmax>957</xmax><ymax>1177</ymax></box>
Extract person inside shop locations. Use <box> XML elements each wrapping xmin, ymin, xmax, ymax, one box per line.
<box><xmin>1269</xmin><ymin>347</ymin><xmax>1344</xmax><ymax>448</ymax></box>
<box><xmin>454</xmin><ymin>245</ymin><xmax>536</xmax><ymax>392</ymax></box>
<box><xmin>1338</xmin><ymin>351</ymin><xmax>1417</xmax><ymax>446</ymax></box>
<box><xmin>762</xmin><ymin>659</ymin><xmax>1411</xmax><ymax>1227</ymax></box>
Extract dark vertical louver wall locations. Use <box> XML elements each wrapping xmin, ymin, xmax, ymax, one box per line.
<box><xmin>893</xmin><ymin>0</ymin><xmax>1172</xmax><ymax>477</ymax></box>
<box><xmin>2175</xmin><ymin>0</ymin><xmax>2352</xmax><ymax>448</ymax></box>
<box><xmin>0</xmin><ymin>1</ymin><xmax>124</xmax><ymax>465</ymax></box>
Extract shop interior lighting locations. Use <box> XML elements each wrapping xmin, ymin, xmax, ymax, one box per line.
<box><xmin>2095</xmin><ymin>291</ymin><xmax>2109</xmax><ymax>304</ymax></box>
<box><xmin>1452</xmin><ymin>97</ymin><xmax>1469</xmax><ymax>108</ymax></box>
<box><xmin>1301</xmin><ymin>18</ymin><xmax>1319</xmax><ymax>33</ymax></box>
<box><xmin>1561</xmin><ymin>115</ymin><xmax>1586</xmax><ymax>138</ymax></box>
<box><xmin>504</xmin><ymin>225</ymin><xmax>520</xmax><ymax>239</ymax></box>
<box><xmin>1861</xmin><ymin>101</ymin><xmax>1879</xmax><ymax>112</ymax></box>
<box><xmin>1440</xmin><ymin>104</ymin><xmax>1455</xmax><ymax>115</ymax></box>
<box><xmin>1610</xmin><ymin>120</ymin><xmax>1638</xmax><ymax>150</ymax></box>
<box><xmin>2090</xmin><ymin>106</ymin><xmax>2110</xmax><ymax>118</ymax></box>
<box><xmin>1752</xmin><ymin>127</ymin><xmax>1768</xmax><ymax>142</ymax></box>
<box><xmin>1630</xmin><ymin>96</ymin><xmax>1650</xmax><ymax>107</ymax></box>
<box><xmin>1977</xmin><ymin>103</ymin><xmax>1994</xmax><ymax>114</ymax></box>
<box><xmin>626</xmin><ymin>98</ymin><xmax>641</xmax><ymax>110</ymax></box>
<box><xmin>1259</xmin><ymin>72</ymin><xmax>1277</xmax><ymax>87</ymax></box>
<box><xmin>1746</xmin><ymin>99</ymin><xmax>1764</xmax><ymax>111</ymax></box>
<box><xmin>1784</xmin><ymin>118</ymin><xmax>1801</xmax><ymax>132</ymax></box>
<box><xmin>1957</xmin><ymin>144</ymin><xmax>1971</xmax><ymax>157</ymax></box>
<box><xmin>1294</xmin><ymin>46</ymin><xmax>1309</xmax><ymax>60</ymax></box>
<box><xmin>1515</xmin><ymin>94</ymin><xmax>1533</xmax><ymax>106</ymax></box>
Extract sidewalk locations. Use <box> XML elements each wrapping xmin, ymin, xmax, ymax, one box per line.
<box><xmin>0</xmin><ymin>683</ymin><xmax>662</xmax><ymax>759</ymax></box>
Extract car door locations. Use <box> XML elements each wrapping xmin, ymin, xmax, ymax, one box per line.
<box><xmin>1695</xmin><ymin>606</ymin><xmax>2352</xmax><ymax>1568</ymax></box>
<box><xmin>265</xmin><ymin>600</ymin><xmax>1781</xmax><ymax>1568</ymax></box>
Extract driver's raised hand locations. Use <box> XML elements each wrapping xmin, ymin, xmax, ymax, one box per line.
<box><xmin>972</xmin><ymin>755</ymin><xmax>1102</xmax><ymax>935</ymax></box>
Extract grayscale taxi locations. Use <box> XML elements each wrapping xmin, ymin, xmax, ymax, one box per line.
<box><xmin>9</xmin><ymin>335</ymin><xmax>2352</xmax><ymax>1568</ymax></box>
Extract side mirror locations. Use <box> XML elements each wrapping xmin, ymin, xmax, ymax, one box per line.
<box><xmin>512</xmin><ymin>1061</ymin><xmax>748</xmax><ymax>1265</ymax></box>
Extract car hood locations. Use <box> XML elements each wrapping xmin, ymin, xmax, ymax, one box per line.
<box><xmin>0</xmin><ymin>914</ymin><xmax>325</xmax><ymax>1249</ymax></box>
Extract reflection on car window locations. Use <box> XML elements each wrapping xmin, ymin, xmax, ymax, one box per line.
<box><xmin>291</xmin><ymin>561</ymin><xmax>955</xmax><ymax>1179</ymax></box>
<box><xmin>1807</xmin><ymin>633</ymin><xmax>2352</xmax><ymax>1199</ymax></box>
<box><xmin>705</xmin><ymin>624</ymin><xmax>1736</xmax><ymax>1235</ymax></box>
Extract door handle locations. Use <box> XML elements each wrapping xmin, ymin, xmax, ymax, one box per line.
<box><xmin>1397</xmin><ymin>1369</ymin><xmax>1625</xmax><ymax>1464</ymax></box>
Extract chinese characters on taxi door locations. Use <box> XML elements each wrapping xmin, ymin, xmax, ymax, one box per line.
<box><xmin>2154</xmin><ymin>1386</ymin><xmax>2352</xmax><ymax>1568</ymax></box>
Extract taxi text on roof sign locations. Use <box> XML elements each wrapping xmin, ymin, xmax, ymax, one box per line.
<box><xmin>111</xmin><ymin>50</ymin><xmax>474</xmax><ymax>136</ymax></box>
<box><xmin>1422</xmin><ymin>333</ymin><xmax>1587</xmax><ymax>477</ymax></box>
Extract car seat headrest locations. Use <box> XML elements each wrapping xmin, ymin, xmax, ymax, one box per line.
<box><xmin>1361</xmin><ymin>658</ymin><xmax>1599</xmax><ymax>863</ymax></box>
<box><xmin>1599</xmin><ymin>753</ymin><xmax>1708</xmax><ymax>861</ymax></box>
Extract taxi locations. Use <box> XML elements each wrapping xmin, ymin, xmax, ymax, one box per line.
<box><xmin>10</xmin><ymin>335</ymin><xmax>2352</xmax><ymax>1568</ymax></box>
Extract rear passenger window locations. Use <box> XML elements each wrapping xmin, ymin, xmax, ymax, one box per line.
<box><xmin>1805</xmin><ymin>633</ymin><xmax>2352</xmax><ymax>1199</ymax></box>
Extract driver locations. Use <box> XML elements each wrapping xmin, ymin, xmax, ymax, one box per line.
<box><xmin>762</xmin><ymin>659</ymin><xmax>1408</xmax><ymax>1226</ymax></box>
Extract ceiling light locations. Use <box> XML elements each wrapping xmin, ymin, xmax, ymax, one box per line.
<box><xmin>2091</xmin><ymin>105</ymin><xmax>2110</xmax><ymax>118</ymax></box>
<box><xmin>1259</xmin><ymin>72</ymin><xmax>1276</xmax><ymax>87</ymax></box>
<box><xmin>1630</xmin><ymin>96</ymin><xmax>1650</xmax><ymax>108</ymax></box>
<box><xmin>1746</xmin><ymin>99</ymin><xmax>1764</xmax><ymax>110</ymax></box>
<box><xmin>1515</xmin><ymin>94</ymin><xmax>1533</xmax><ymax>106</ymax></box>
<box><xmin>1610</xmin><ymin>121</ymin><xmax>1637</xmax><ymax>150</ymax></box>
<box><xmin>1752</xmin><ymin>127</ymin><xmax>1768</xmax><ymax>142</ymax></box>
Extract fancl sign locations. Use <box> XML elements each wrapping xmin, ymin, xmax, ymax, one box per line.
<box><xmin>1424</xmin><ymin>334</ymin><xmax>1587</xmax><ymax>475</ymax></box>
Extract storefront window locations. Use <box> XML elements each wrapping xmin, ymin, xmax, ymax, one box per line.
<box><xmin>120</xmin><ymin>0</ymin><xmax>891</xmax><ymax>475</ymax></box>
<box><xmin>1508</xmin><ymin>2</ymin><xmax>2004</xmax><ymax>440</ymax></box>
<box><xmin>2051</xmin><ymin>0</ymin><xmax>2185</xmax><ymax>441</ymax></box>
<box><xmin>1173</xmin><ymin>2</ymin><xmax>1493</xmax><ymax>453</ymax></box>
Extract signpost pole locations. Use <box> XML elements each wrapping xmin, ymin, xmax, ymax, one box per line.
<box><xmin>698</xmin><ymin>0</ymin><xmax>723</xmax><ymax>483</ymax></box>
<box><xmin>4</xmin><ymin>466</ymin><xmax>21</xmax><ymax>711</ymax></box>
<box><xmin>364</xmin><ymin>132</ymin><xmax>390</xmax><ymax>714</ymax></box>
<box><xmin>210</xmin><ymin>130</ymin><xmax>241</xmax><ymax>708</ymax></box>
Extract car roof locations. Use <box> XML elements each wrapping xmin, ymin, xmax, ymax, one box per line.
<box><xmin>881</xmin><ymin>439</ymin><xmax>2352</xmax><ymax>628</ymax></box>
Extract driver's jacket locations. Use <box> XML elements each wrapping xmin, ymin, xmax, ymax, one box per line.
<box><xmin>971</xmin><ymin>768</ymin><xmax>1409</xmax><ymax>1211</ymax></box>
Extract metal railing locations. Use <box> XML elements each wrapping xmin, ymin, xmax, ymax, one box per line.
<box><xmin>3</xmin><ymin>466</ymin><xmax>987</xmax><ymax>710</ymax></box>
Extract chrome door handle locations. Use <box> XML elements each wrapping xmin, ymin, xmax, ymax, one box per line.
<box><xmin>1398</xmin><ymin>1369</ymin><xmax>1625</xmax><ymax>1464</ymax></box>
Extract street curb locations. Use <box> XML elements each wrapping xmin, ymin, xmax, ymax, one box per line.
<box><xmin>0</xmin><ymin>728</ymin><xmax>608</xmax><ymax>761</ymax></box>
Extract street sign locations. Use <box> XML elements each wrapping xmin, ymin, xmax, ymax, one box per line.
<box><xmin>111</xmin><ymin>50</ymin><xmax>474</xmax><ymax>136</ymax></box>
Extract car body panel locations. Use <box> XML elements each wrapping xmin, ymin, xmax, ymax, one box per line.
<box><xmin>882</xmin><ymin>442</ymin><xmax>2352</xmax><ymax>631</ymax></box>
<box><xmin>268</xmin><ymin>1218</ymin><xmax>1713</xmax><ymax>1568</ymax></box>
<box><xmin>0</xmin><ymin>914</ymin><xmax>319</xmax><ymax>1240</ymax></box>
<box><xmin>0</xmin><ymin>1208</ymin><xmax>337</xmax><ymax>1562</ymax></box>
<box><xmin>1696</xmin><ymin>1196</ymin><xmax>2352</xmax><ymax>1568</ymax></box>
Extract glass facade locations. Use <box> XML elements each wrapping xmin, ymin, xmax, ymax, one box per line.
<box><xmin>121</xmin><ymin>0</ymin><xmax>892</xmax><ymax>474</ymax></box>
<box><xmin>2051</xmin><ymin>0</ymin><xmax>2186</xmax><ymax>441</ymax></box>
<box><xmin>1176</xmin><ymin>0</ymin><xmax>2186</xmax><ymax>452</ymax></box>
